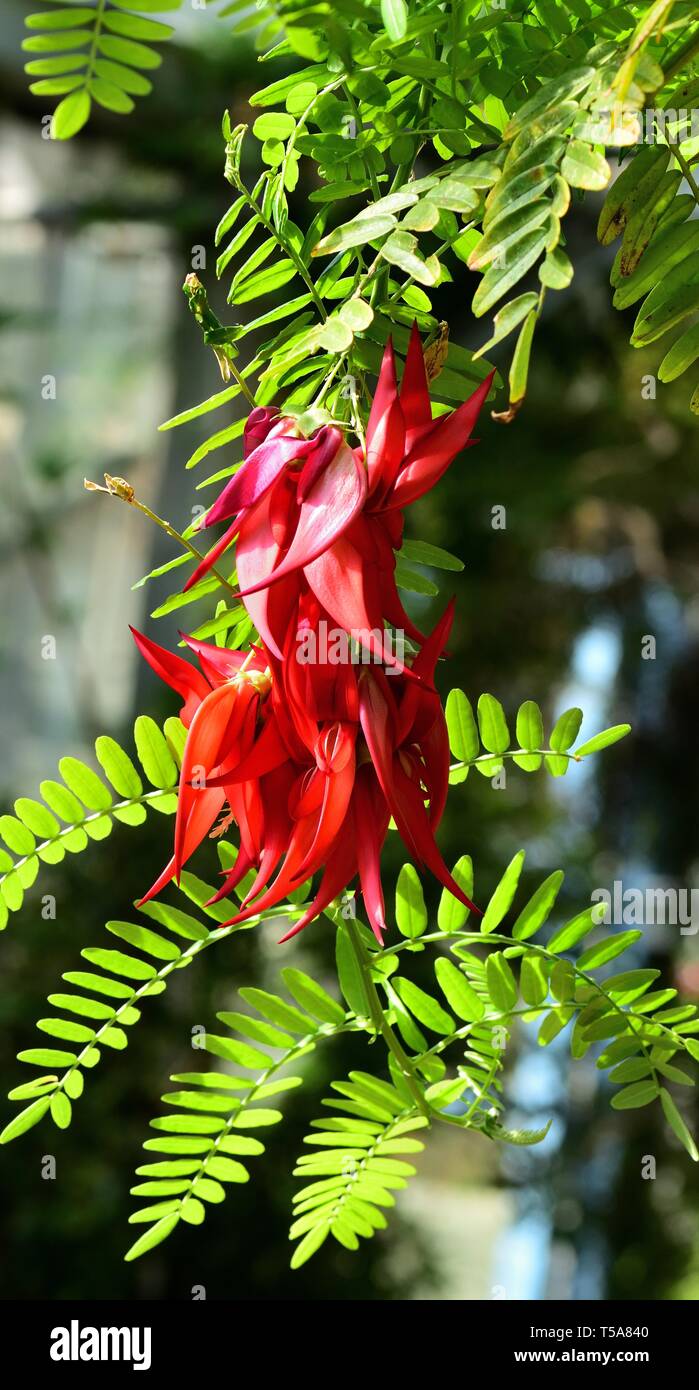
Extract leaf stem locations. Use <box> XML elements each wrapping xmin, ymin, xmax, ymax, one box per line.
<box><xmin>345</xmin><ymin>919</ymin><xmax>431</xmax><ymax>1118</ymax></box>
<box><xmin>228</xmin><ymin>145</ymin><xmax>328</xmax><ymax>322</ymax></box>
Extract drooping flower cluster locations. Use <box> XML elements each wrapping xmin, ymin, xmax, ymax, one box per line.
<box><xmin>133</xmin><ymin>328</ymin><xmax>492</xmax><ymax>940</ymax></box>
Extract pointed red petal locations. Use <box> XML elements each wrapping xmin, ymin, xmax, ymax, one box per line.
<box><xmin>235</xmin><ymin>488</ymin><xmax>286</xmax><ymax>657</ymax></box>
<box><xmin>203</xmin><ymin>432</ymin><xmax>313</xmax><ymax>528</ymax></box>
<box><xmin>129</xmin><ymin>626</ymin><xmax>210</xmax><ymax>728</ymax></box>
<box><xmin>304</xmin><ymin>537</ymin><xmax>417</xmax><ymax>677</ymax></box>
<box><xmin>243</xmin><ymin>406</ymin><xmax>280</xmax><ymax>457</ymax></box>
<box><xmin>219</xmin><ymin>816</ymin><xmax>318</xmax><ymax>926</ymax></box>
<box><xmin>278</xmin><ymin>833</ymin><xmax>357</xmax><ymax>942</ymax></box>
<box><xmin>353</xmin><ymin>772</ymin><xmax>390</xmax><ymax>943</ymax></box>
<box><xmin>395</xmin><ymin>599</ymin><xmax>454</xmax><ymax>742</ymax></box>
<box><xmin>183</xmin><ymin>519</ymin><xmax>240</xmax><ymax>593</ymax></box>
<box><xmin>389</xmin><ymin>372</ymin><xmax>494</xmax><ymax>511</ymax></box>
<box><xmin>293</xmin><ymin>747</ymin><xmax>356</xmax><ymax>881</ymax></box>
<box><xmin>206</xmin><ymin>844</ymin><xmax>255</xmax><ymax>904</ymax></box>
<box><xmin>205</xmin><ymin>715</ymin><xmax>287</xmax><ymax>788</ymax></box>
<box><xmin>366</xmin><ymin>339</ymin><xmax>405</xmax><ymax>498</ymax></box>
<box><xmin>297</xmin><ymin>426</ymin><xmax>344</xmax><ymax>501</ymax></box>
<box><xmin>358</xmin><ymin>671</ymin><xmax>398</xmax><ymax>806</ymax></box>
<box><xmin>400</xmin><ymin>323</ymin><xmax>432</xmax><ymax>435</ymax></box>
<box><xmin>180</xmin><ymin>633</ymin><xmax>255</xmax><ymax>686</ymax></box>
<box><xmin>237</xmin><ymin>443</ymin><xmax>367</xmax><ymax>597</ymax></box>
<box><xmin>174</xmin><ymin>683</ymin><xmax>246</xmax><ymax>874</ymax></box>
<box><xmin>137</xmin><ymin>853</ymin><xmax>177</xmax><ymax>906</ymax></box>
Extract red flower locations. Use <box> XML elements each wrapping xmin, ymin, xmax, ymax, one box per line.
<box><xmin>187</xmin><ymin>326</ymin><xmax>492</xmax><ymax>663</ymax></box>
<box><xmin>131</xmin><ymin>330</ymin><xmax>488</xmax><ymax>939</ymax></box>
<box><xmin>130</xmin><ymin>627</ymin><xmax>276</xmax><ymax>903</ymax></box>
<box><xmin>131</xmin><ymin>598</ymin><xmax>478</xmax><ymax>942</ymax></box>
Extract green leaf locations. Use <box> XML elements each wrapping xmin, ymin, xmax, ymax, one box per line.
<box><xmin>90</xmin><ymin>76</ymin><xmax>135</xmax><ymax>113</ymax></box>
<box><xmin>96</xmin><ymin>34</ymin><xmax>162</xmax><ymax>69</ymax></box>
<box><xmin>512</xmin><ymin>870</ymin><xmax>564</xmax><ymax>941</ymax></box>
<box><xmin>610</xmin><ymin>1080</ymin><xmax>660</xmax><ymax>1110</ymax></box>
<box><xmin>92</xmin><ymin>58</ymin><xmax>152</xmax><ymax>94</ymax></box>
<box><xmin>26</xmin><ymin>10</ymin><xmax>96</xmax><ymax>30</ymax></box>
<box><xmin>538</xmin><ymin>1007</ymin><xmax>574</xmax><ymax>1046</ymax></box>
<box><xmin>469</xmin><ymin>202</ymin><xmax>552</xmax><ymax>272</ymax></box>
<box><xmin>51</xmin><ymin>87</ymin><xmax>91</xmax><ymax>139</ymax></box>
<box><xmin>561</xmin><ymin>140</ymin><xmax>610</xmax><ymax>192</ymax></box>
<box><xmin>520</xmin><ymin>953</ymin><xmax>548</xmax><ymax>1007</ymax></box>
<box><xmin>395</xmin><ymin>865</ymin><xmax>427</xmax><ymax>939</ymax></box>
<box><xmin>393</xmin><ymin>978</ymin><xmax>453</xmax><ymax>1035</ymax></box>
<box><xmin>106</xmin><ymin>920</ymin><xmax>181</xmax><ymax>962</ymax></box>
<box><xmin>435</xmin><ymin>958</ymin><xmax>484</xmax><ymax>1022</ymax></box>
<box><xmin>516</xmin><ymin>700</ymin><xmax>543</xmax><ymax>752</ymax></box>
<box><xmin>481</xmin><ymin>852</ymin><xmax>525</xmax><ymax>934</ymax></box>
<box><xmin>335</xmin><ymin>926</ymin><xmax>370</xmax><ymax>1017</ymax></box>
<box><xmin>437</xmin><ymin>857</ymin><xmax>474</xmax><ymax>932</ymax></box>
<box><xmin>547</xmin><ymin>905</ymin><xmax>603</xmax><ymax>953</ymax></box>
<box><xmin>508</xmin><ymin>308</ymin><xmax>537</xmax><ymax>408</ymax></box>
<box><xmin>125</xmin><ymin>1213</ymin><xmax>181</xmax><ymax>1261</ymax></box>
<box><xmin>658</xmin><ymin>321</ymin><xmax>699</xmax><ymax>383</ymax></box>
<box><xmin>280</xmin><ymin>969</ymin><xmax>345</xmax><ymax>1025</ymax></box>
<box><xmin>488</xmin><ymin>1120</ymin><xmax>552</xmax><ymax>1146</ymax></box>
<box><xmin>317</xmin><ymin>317</ymin><xmax>353</xmax><ymax>352</ymax></box>
<box><xmin>574</xmin><ymin>725</ymin><xmax>631</xmax><ymax>758</ymax></box>
<box><xmin>338</xmin><ymin>299</ymin><xmax>374</xmax><ymax>333</ymax></box>
<box><xmin>50</xmin><ymin>1091</ymin><xmax>72</xmax><ymax>1129</ymax></box>
<box><xmin>81</xmin><ymin>948</ymin><xmax>156</xmax><ymax>981</ymax></box>
<box><xmin>58</xmin><ymin>757</ymin><xmax>111</xmax><ymax>810</ymax></box>
<box><xmin>446</xmin><ymin>689</ymin><xmax>479</xmax><ymax>762</ymax></box>
<box><xmin>660</xmin><ymin>1089</ymin><xmax>698</xmax><ymax>1160</ymax></box>
<box><xmin>577</xmin><ymin>930</ymin><xmax>642</xmax><ymax>970</ymax></box>
<box><xmin>550</xmin><ymin>707</ymin><xmax>583</xmax><ymax>752</ymax></box>
<box><xmin>0</xmin><ymin>1096</ymin><xmax>52</xmax><ymax>1143</ymax></box>
<box><xmin>290</xmin><ymin>1223</ymin><xmax>330</xmax><ymax>1268</ymax></box>
<box><xmin>608</xmin><ymin>1059</ymin><xmax>653</xmax><ymax>1084</ymax></box>
<box><xmin>238</xmin><ymin>987</ymin><xmax>314</xmax><ymax>1037</ymax></box>
<box><xmin>400</xmin><ymin>539</ymin><xmax>463</xmax><ymax>571</ymax></box>
<box><xmin>380</xmin><ymin>0</ymin><xmax>408</xmax><ymax>42</ymax></box>
<box><xmin>477</xmin><ymin>694</ymin><xmax>509</xmax><ymax>755</ymax></box>
<box><xmin>474</xmin><ymin>293</ymin><xmax>539</xmax><ymax>360</ymax></box>
<box><xmin>486</xmin><ymin>952</ymin><xmax>518</xmax><ymax>1013</ymax></box>
<box><xmin>95</xmin><ymin>737</ymin><xmax>143</xmax><ymax>798</ymax></box>
<box><xmin>253</xmin><ymin>112</ymin><xmax>296</xmax><ymax>141</ymax></box>
<box><xmin>539</xmin><ymin>247</ymin><xmax>574</xmax><ymax>290</ymax></box>
<box><xmin>472</xmin><ymin>227</ymin><xmax>550</xmax><ymax>318</ymax></box>
<box><xmin>314</xmin><ymin>215</ymin><xmax>397</xmax><ymax>257</ymax></box>
<box><xmin>134</xmin><ymin>716</ymin><xmax>177</xmax><ymax>789</ymax></box>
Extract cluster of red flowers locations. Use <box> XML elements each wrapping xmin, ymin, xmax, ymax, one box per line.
<box><xmin>132</xmin><ymin>328</ymin><xmax>492</xmax><ymax>941</ymax></box>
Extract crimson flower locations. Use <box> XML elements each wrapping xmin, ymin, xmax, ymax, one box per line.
<box><xmin>131</xmin><ymin>596</ymin><xmax>478</xmax><ymax>941</ymax></box>
<box><xmin>186</xmin><ymin>326</ymin><xmax>493</xmax><ymax>663</ymax></box>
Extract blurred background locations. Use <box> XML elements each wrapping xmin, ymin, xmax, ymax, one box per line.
<box><xmin>2</xmin><ymin>3</ymin><xmax>699</xmax><ymax>1302</ymax></box>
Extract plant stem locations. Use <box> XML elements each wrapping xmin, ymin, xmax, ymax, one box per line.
<box><xmin>183</xmin><ymin>273</ymin><xmax>256</xmax><ymax>405</ymax></box>
<box><xmin>84</xmin><ymin>475</ymin><xmax>239</xmax><ymax>601</ymax></box>
<box><xmin>664</xmin><ymin>29</ymin><xmax>699</xmax><ymax>81</ymax></box>
<box><xmin>345</xmin><ymin>918</ymin><xmax>431</xmax><ymax>1118</ymax></box>
<box><xmin>229</xmin><ymin>152</ymin><xmax>328</xmax><ymax>323</ymax></box>
<box><xmin>449</xmin><ymin>747</ymin><xmax>582</xmax><ymax>777</ymax></box>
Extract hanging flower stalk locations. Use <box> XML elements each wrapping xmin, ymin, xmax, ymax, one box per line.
<box><xmin>132</xmin><ymin>328</ymin><xmax>492</xmax><ymax>941</ymax></box>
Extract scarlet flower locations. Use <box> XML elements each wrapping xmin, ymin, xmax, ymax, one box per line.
<box><xmin>132</xmin><ymin>329</ymin><xmax>488</xmax><ymax>938</ymax></box>
<box><xmin>187</xmin><ymin>326</ymin><xmax>493</xmax><ymax>663</ymax></box>
<box><xmin>130</xmin><ymin>627</ymin><xmax>277</xmax><ymax>903</ymax></box>
<box><xmin>131</xmin><ymin>598</ymin><xmax>478</xmax><ymax>942</ymax></box>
